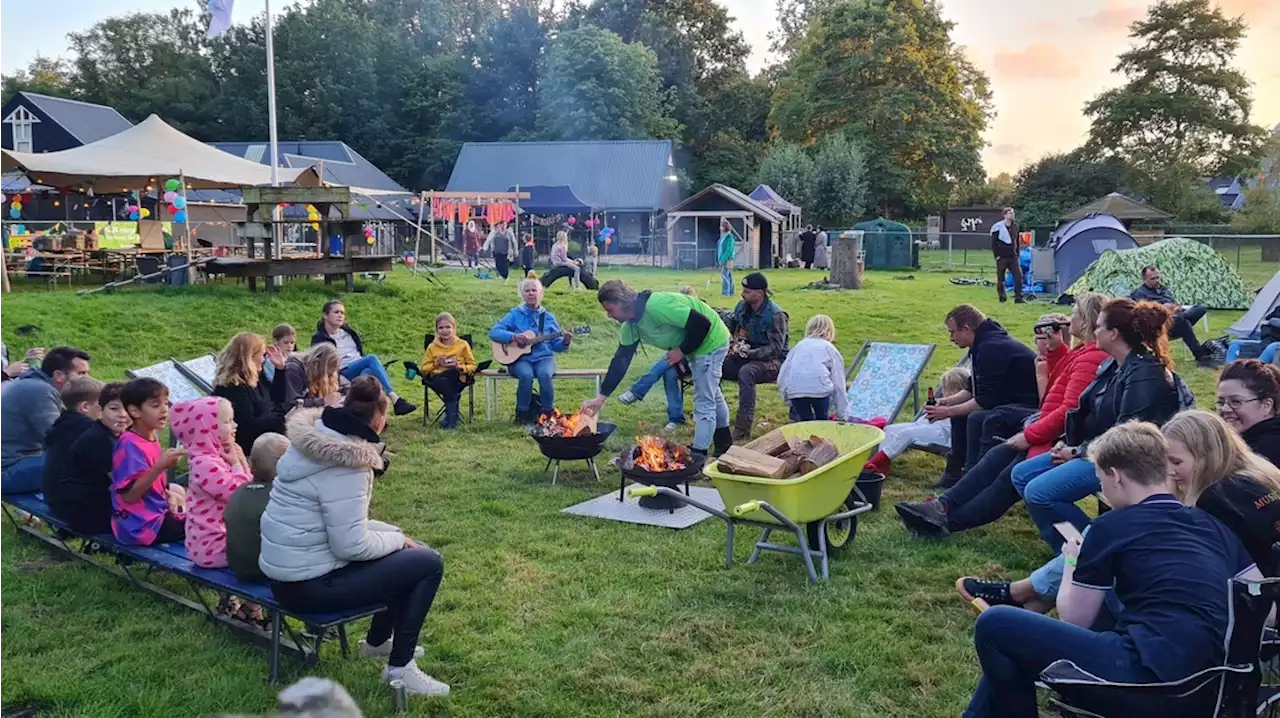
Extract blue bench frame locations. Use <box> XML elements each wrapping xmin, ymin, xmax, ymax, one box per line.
<box><xmin>1</xmin><ymin>492</ymin><xmax>386</xmax><ymax>683</ymax></box>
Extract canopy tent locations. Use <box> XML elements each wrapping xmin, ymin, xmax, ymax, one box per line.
<box><xmin>1</xmin><ymin>115</ymin><xmax>320</xmax><ymax>190</ymax></box>
<box><xmin>748</xmin><ymin>184</ymin><xmax>800</xmax><ymax>216</ymax></box>
<box><xmin>509</xmin><ymin>185</ymin><xmax>596</xmax><ymax>215</ymax></box>
<box><xmin>1066</xmin><ymin>237</ymin><xmax>1252</xmax><ymax>309</ymax></box>
<box><xmin>1228</xmin><ymin>268</ymin><xmax>1280</xmax><ymax>338</ymax></box>
<box><xmin>1060</xmin><ymin>192</ymin><xmax>1173</xmax><ymax>223</ymax></box>
<box><xmin>1048</xmin><ymin>214</ymin><xmax>1140</xmax><ymax>291</ymax></box>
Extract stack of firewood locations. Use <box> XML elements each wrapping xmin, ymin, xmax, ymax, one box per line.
<box><xmin>716</xmin><ymin>430</ymin><xmax>841</xmax><ymax>480</ymax></box>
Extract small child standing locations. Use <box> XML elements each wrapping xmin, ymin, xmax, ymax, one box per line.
<box><xmin>225</xmin><ymin>432</ymin><xmax>290</xmax><ymax>583</ymax></box>
<box><xmin>862</xmin><ymin>366</ymin><xmax>972</xmax><ymax>477</ymax></box>
<box><xmin>112</xmin><ymin>378</ymin><xmax>187</xmax><ymax>546</ymax></box>
<box><xmin>584</xmin><ymin>243</ymin><xmax>599</xmax><ymax>278</ymax></box>
<box><xmin>520</xmin><ymin>234</ymin><xmax>536</xmax><ymax>277</ymax></box>
<box><xmin>175</xmin><ymin>396</ymin><xmax>254</xmax><ymax>568</ymax></box>
<box><xmin>47</xmin><ymin>381</ymin><xmax>131</xmax><ymax>534</ymax></box>
<box><xmin>423</xmin><ymin>312</ymin><xmax>478</xmax><ymax>429</ymax></box>
<box><xmin>777</xmin><ymin>315</ymin><xmax>850</xmax><ymax>422</ymax></box>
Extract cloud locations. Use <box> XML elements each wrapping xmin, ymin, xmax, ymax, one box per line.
<box><xmin>1218</xmin><ymin>0</ymin><xmax>1280</xmax><ymax>21</ymax></box>
<box><xmin>991</xmin><ymin>43</ymin><xmax>1081</xmax><ymax>81</ymax></box>
<box><xmin>1082</xmin><ymin>1</ymin><xmax>1145</xmax><ymax>33</ymax></box>
<box><xmin>989</xmin><ymin>143</ymin><xmax>1027</xmax><ymax>158</ymax></box>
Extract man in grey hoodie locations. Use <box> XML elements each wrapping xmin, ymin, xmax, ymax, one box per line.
<box><xmin>1</xmin><ymin>346</ymin><xmax>91</xmax><ymax>493</ymax></box>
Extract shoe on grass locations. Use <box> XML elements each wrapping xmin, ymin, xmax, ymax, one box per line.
<box><xmin>663</xmin><ymin>422</ymin><xmax>682</xmax><ymax>432</ymax></box>
<box><xmin>393</xmin><ymin>398</ymin><xmax>417</xmax><ymax>416</ymax></box>
<box><xmin>894</xmin><ymin>499</ymin><xmax>950</xmax><ymax>538</ymax></box>
<box><xmin>360</xmin><ymin>640</ymin><xmax>424</xmax><ymax>660</ymax></box>
<box><xmin>618</xmin><ymin>390</ymin><xmax>638</xmax><ymax>405</ymax></box>
<box><xmin>956</xmin><ymin>577</ymin><xmax>1018</xmax><ymax>614</ymax></box>
<box><xmin>382</xmin><ymin>660</ymin><xmax>450</xmax><ymax>697</ymax></box>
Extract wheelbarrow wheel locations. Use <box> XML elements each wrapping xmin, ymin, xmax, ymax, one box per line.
<box><xmin>807</xmin><ymin>499</ymin><xmax>859</xmax><ymax>556</ymax></box>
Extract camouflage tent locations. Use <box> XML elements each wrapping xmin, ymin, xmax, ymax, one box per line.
<box><xmin>1065</xmin><ymin>237</ymin><xmax>1252</xmax><ymax>309</ymax></box>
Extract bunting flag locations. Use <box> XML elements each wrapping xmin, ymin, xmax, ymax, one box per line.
<box><xmin>207</xmin><ymin>0</ymin><xmax>236</xmax><ymax>38</ymax></box>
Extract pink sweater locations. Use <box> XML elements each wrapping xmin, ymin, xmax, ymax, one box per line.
<box><xmin>173</xmin><ymin>397</ymin><xmax>253</xmax><ymax>568</ymax></box>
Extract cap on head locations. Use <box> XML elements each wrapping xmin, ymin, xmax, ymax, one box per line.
<box><xmin>741</xmin><ymin>272</ymin><xmax>770</xmax><ymax>293</ymax></box>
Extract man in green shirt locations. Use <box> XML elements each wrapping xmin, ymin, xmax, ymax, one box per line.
<box><xmin>581</xmin><ymin>280</ymin><xmax>733</xmax><ymax>456</ymax></box>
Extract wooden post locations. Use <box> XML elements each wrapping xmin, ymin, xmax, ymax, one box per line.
<box><xmin>831</xmin><ymin>230</ymin><xmax>863</xmax><ymax>289</ymax></box>
<box><xmin>179</xmin><ymin>172</ymin><xmax>195</xmax><ymax>285</ymax></box>
<box><xmin>410</xmin><ymin>190</ymin><xmax>426</xmax><ymax>275</ymax></box>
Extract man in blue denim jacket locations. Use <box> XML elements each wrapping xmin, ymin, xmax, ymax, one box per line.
<box><xmin>490</xmin><ymin>278</ymin><xmax>573</xmax><ymax>422</ymax></box>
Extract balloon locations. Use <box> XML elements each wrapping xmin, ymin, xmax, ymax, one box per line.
<box><xmin>172</xmin><ymin>196</ymin><xmax>187</xmax><ymax>210</ymax></box>
<box><xmin>127</xmin><ymin>204</ymin><xmax>139</xmax><ymax>213</ymax></box>
<box><xmin>14</xmin><ymin>224</ymin><xmax>25</xmax><ymax>234</ymax></box>
<box><xmin>567</xmin><ymin>217</ymin><xmax>576</xmax><ymax>225</ymax></box>
<box><xmin>164</xmin><ymin>178</ymin><xmax>181</xmax><ymax>192</ymax></box>
<box><xmin>173</xmin><ymin>210</ymin><xmax>188</xmax><ymax>223</ymax></box>
<box><xmin>140</xmin><ymin>208</ymin><xmax>151</xmax><ymax>218</ymax></box>
<box><xmin>9</xmin><ymin>208</ymin><xmax>19</xmax><ymax>219</ymax></box>
<box><xmin>366</xmin><ymin>236</ymin><xmax>375</xmax><ymax>245</ymax></box>
<box><xmin>404</xmin><ymin>255</ymin><xmax>416</xmax><ymax>266</ymax></box>
<box><xmin>0</xmin><ymin>193</ymin><xmax>5</xmax><ymax>203</ymax></box>
<box><xmin>11</xmin><ymin>201</ymin><xmax>21</xmax><ymax>210</ymax></box>
<box><xmin>310</xmin><ymin>222</ymin><xmax>320</xmax><ymax>231</ymax></box>
<box><xmin>163</xmin><ymin>191</ymin><xmax>177</xmax><ymax>203</ymax></box>
<box><xmin>605</xmin><ymin>238</ymin><xmax>612</xmax><ymax>246</ymax></box>
<box><xmin>129</xmin><ymin>211</ymin><xmax>140</xmax><ymax>221</ymax></box>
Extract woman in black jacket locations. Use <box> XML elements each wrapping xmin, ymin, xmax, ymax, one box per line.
<box><xmin>1010</xmin><ymin>298</ymin><xmax>1184</xmax><ymax>551</ymax></box>
<box><xmin>212</xmin><ymin>332</ymin><xmax>288</xmax><ymax>455</ymax></box>
<box><xmin>1216</xmin><ymin>359</ymin><xmax>1280</xmax><ymax>466</ymax></box>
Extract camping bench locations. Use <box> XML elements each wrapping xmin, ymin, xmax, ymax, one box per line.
<box><xmin>478</xmin><ymin>367</ymin><xmax>606</xmax><ymax>420</ymax></box>
<box><xmin>1</xmin><ymin>492</ymin><xmax>384</xmax><ymax>683</ymax></box>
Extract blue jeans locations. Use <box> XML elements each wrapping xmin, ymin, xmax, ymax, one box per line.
<box><xmin>341</xmin><ymin>354</ymin><xmax>395</xmax><ymax>396</ymax></box>
<box><xmin>1</xmin><ymin>455</ymin><xmax>45</xmax><ymax>494</ymax></box>
<box><xmin>1012</xmin><ymin>454</ymin><xmax>1099</xmax><ymax>552</ymax></box>
<box><xmin>791</xmin><ymin>397</ymin><xmax>830</xmax><ymax>421</ymax></box>
<box><xmin>691</xmin><ymin>345</ymin><xmax>730</xmax><ymax>451</ymax></box>
<box><xmin>629</xmin><ymin>357</ymin><xmax>684</xmax><ymax>424</ymax></box>
<box><xmin>720</xmin><ymin>266</ymin><xmax>733</xmax><ymax>296</ymax></box>
<box><xmin>965</xmin><ymin>606</ymin><xmax>1181</xmax><ymax>718</ymax></box>
<box><xmin>509</xmin><ymin>355</ymin><xmax>556</xmax><ymax>414</ymax></box>
<box><xmin>1227</xmin><ymin>340</ymin><xmax>1280</xmax><ymax>363</ymax></box>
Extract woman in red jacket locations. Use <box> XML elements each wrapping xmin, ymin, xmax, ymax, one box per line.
<box><xmin>896</xmin><ymin>293</ymin><xmax>1110</xmax><ymax>538</ymax></box>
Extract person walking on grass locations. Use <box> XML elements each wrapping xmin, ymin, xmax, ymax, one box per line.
<box><xmin>991</xmin><ymin>207</ymin><xmax>1023</xmax><ymax>304</ymax></box>
<box><xmin>717</xmin><ymin>218</ymin><xmax>737</xmax><ymax>297</ymax></box>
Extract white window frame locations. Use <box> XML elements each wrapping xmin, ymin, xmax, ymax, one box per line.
<box><xmin>4</xmin><ymin>106</ymin><xmax>40</xmax><ymax>153</ymax></box>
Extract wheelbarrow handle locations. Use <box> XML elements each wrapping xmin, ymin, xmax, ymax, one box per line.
<box><xmin>628</xmin><ymin>485</ymin><xmax>659</xmax><ymax>498</ymax></box>
<box><xmin>731</xmin><ymin>500</ymin><xmax>762</xmax><ymax>517</ymax></box>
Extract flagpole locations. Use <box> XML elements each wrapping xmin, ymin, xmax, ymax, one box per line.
<box><xmin>265</xmin><ymin>0</ymin><xmax>279</xmax><ymax>188</ymax></box>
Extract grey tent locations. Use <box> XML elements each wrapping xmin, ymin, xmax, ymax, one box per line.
<box><xmin>1228</xmin><ymin>267</ymin><xmax>1280</xmax><ymax>338</ymax></box>
<box><xmin>1048</xmin><ymin>214</ymin><xmax>1139</xmax><ymax>291</ymax></box>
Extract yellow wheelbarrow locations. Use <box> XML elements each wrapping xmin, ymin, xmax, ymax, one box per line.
<box><xmin>629</xmin><ymin>421</ymin><xmax>883</xmax><ymax>582</ymax></box>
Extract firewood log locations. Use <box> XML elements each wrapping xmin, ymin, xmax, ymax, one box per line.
<box><xmin>745</xmin><ymin>429</ymin><xmax>790</xmax><ymax>457</ymax></box>
<box><xmin>797</xmin><ymin>440</ymin><xmax>840</xmax><ymax>475</ymax></box>
<box><xmin>782</xmin><ymin>453</ymin><xmax>804</xmax><ymax>477</ymax></box>
<box><xmin>717</xmin><ymin>446</ymin><xmax>789</xmax><ymax>480</ymax></box>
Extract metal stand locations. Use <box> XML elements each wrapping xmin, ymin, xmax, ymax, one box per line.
<box><xmin>544</xmin><ymin>457</ymin><xmax>601</xmax><ymax>485</ymax></box>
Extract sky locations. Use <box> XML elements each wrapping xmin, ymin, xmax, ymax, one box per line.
<box><xmin>3</xmin><ymin>0</ymin><xmax>1279</xmax><ymax>177</ymax></box>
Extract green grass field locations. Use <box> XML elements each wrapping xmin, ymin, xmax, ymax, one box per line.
<box><xmin>0</xmin><ymin>264</ymin><xmax>1253</xmax><ymax>717</ymax></box>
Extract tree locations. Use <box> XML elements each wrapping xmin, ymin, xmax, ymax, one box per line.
<box><xmin>1083</xmin><ymin>0</ymin><xmax>1268</xmax><ymax>179</ymax></box>
<box><xmin>466</xmin><ymin>0</ymin><xmax>548</xmax><ymax>141</ymax></box>
<box><xmin>951</xmin><ymin>173</ymin><xmax>1014</xmax><ymax>208</ymax></box>
<box><xmin>809</xmin><ymin>133</ymin><xmax>867</xmax><ymax>225</ymax></box>
<box><xmin>691</xmin><ymin>130</ymin><xmax>759</xmax><ymax>191</ymax></box>
<box><xmin>770</xmin><ymin>0</ymin><xmax>991</xmax><ymax>218</ymax></box>
<box><xmin>756</xmin><ymin>141</ymin><xmax>814</xmax><ymax>211</ymax></box>
<box><xmin>1010</xmin><ymin>152</ymin><xmax>1134</xmax><ymax>227</ymax></box>
<box><xmin>1232</xmin><ymin>184</ymin><xmax>1280</xmax><ymax>233</ymax></box>
<box><xmin>536</xmin><ymin>26</ymin><xmax>679</xmax><ymax>141</ymax></box>
<box><xmin>2</xmin><ymin>57</ymin><xmax>73</xmax><ymax>105</ymax></box>
<box><xmin>768</xmin><ymin>0</ymin><xmax>834</xmax><ymax>59</ymax></box>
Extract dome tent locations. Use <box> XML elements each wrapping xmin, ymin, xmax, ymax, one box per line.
<box><xmin>1048</xmin><ymin>214</ymin><xmax>1139</xmax><ymax>292</ymax></box>
<box><xmin>1066</xmin><ymin>237</ymin><xmax>1252</xmax><ymax>310</ymax></box>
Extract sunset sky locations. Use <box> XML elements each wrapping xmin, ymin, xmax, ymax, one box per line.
<box><xmin>3</xmin><ymin>0</ymin><xmax>1278</xmax><ymax>177</ymax></box>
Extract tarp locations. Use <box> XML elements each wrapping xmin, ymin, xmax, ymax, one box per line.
<box><xmin>1049</xmin><ymin>214</ymin><xmax>1139</xmax><ymax>290</ymax></box>
<box><xmin>1065</xmin><ymin>237</ymin><xmax>1253</xmax><ymax>310</ymax></box>
<box><xmin>1060</xmin><ymin>192</ymin><xmax>1173</xmax><ymax>222</ymax></box>
<box><xmin>748</xmin><ymin>184</ymin><xmax>800</xmax><ymax>215</ymax></box>
<box><xmin>1228</xmin><ymin>268</ymin><xmax>1280</xmax><ymax>337</ymax></box>
<box><xmin>510</xmin><ymin>185</ymin><xmax>595</xmax><ymax>214</ymax></box>
<box><xmin>1</xmin><ymin>115</ymin><xmax>320</xmax><ymax>190</ymax></box>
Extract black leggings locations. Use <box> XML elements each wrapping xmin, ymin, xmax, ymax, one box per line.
<box><xmin>272</xmin><ymin>547</ymin><xmax>444</xmax><ymax>667</ymax></box>
<box><xmin>155</xmin><ymin>513</ymin><xmax>186</xmax><ymax>544</ymax></box>
<box><xmin>494</xmin><ymin>254</ymin><xmax>510</xmax><ymax>279</ymax></box>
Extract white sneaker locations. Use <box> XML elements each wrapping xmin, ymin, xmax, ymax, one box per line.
<box><xmin>618</xmin><ymin>390</ymin><xmax>638</xmax><ymax>405</ymax></box>
<box><xmin>663</xmin><ymin>422</ymin><xmax>680</xmax><ymax>432</ymax></box>
<box><xmin>360</xmin><ymin>639</ymin><xmax>424</xmax><ymax>660</ymax></box>
<box><xmin>383</xmin><ymin>660</ymin><xmax>450</xmax><ymax>697</ymax></box>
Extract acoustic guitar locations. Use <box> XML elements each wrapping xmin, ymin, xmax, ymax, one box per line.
<box><xmin>491</xmin><ymin>326</ymin><xmax>591</xmax><ymax>365</ymax></box>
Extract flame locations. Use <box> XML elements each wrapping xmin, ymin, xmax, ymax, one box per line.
<box><xmin>635</xmin><ymin>435</ymin><xmax>686</xmax><ymax>472</ymax></box>
<box><xmin>535</xmin><ymin>409</ymin><xmax>591</xmax><ymax>437</ymax></box>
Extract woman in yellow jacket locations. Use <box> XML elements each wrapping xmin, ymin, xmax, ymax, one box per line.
<box><xmin>422</xmin><ymin>312</ymin><xmax>478</xmax><ymax>428</ymax></box>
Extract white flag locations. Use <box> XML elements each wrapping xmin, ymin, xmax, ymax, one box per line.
<box><xmin>207</xmin><ymin>0</ymin><xmax>236</xmax><ymax>39</ymax></box>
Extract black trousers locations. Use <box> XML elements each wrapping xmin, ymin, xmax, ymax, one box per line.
<box><xmin>949</xmin><ymin>406</ymin><xmax>1037</xmax><ymax>477</ymax></box>
<box><xmin>494</xmin><ymin>254</ymin><xmax>510</xmax><ymax>279</ymax></box>
<box><xmin>941</xmin><ymin>443</ymin><xmax>1025</xmax><ymax>532</ymax></box>
<box><xmin>995</xmin><ymin>253</ymin><xmax>1023</xmax><ymax>301</ymax></box>
<box><xmin>1170</xmin><ymin>305</ymin><xmax>1207</xmax><ymax>358</ymax></box>
<box><xmin>272</xmin><ymin>547</ymin><xmax>444</xmax><ymax>667</ymax></box>
<box><xmin>426</xmin><ymin>369</ymin><xmax>466</xmax><ymax>401</ymax></box>
<box><xmin>155</xmin><ymin>513</ymin><xmax>186</xmax><ymax>544</ymax></box>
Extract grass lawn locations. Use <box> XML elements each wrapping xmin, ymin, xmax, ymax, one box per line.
<box><xmin>0</xmin><ymin>263</ymin><xmax>1246</xmax><ymax>717</ymax></box>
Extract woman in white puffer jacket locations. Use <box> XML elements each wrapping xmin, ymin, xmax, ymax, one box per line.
<box><xmin>259</xmin><ymin>376</ymin><xmax>449</xmax><ymax>697</ymax></box>
<box><xmin>777</xmin><ymin>314</ymin><xmax>851</xmax><ymax>422</ymax></box>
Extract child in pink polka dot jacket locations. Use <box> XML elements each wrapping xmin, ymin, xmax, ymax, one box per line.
<box><xmin>173</xmin><ymin>396</ymin><xmax>253</xmax><ymax>568</ymax></box>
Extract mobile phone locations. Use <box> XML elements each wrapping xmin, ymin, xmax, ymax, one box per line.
<box><xmin>1053</xmin><ymin>521</ymin><xmax>1084</xmax><ymax>545</ymax></box>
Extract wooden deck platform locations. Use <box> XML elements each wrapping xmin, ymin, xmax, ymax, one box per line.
<box><xmin>207</xmin><ymin>255</ymin><xmax>394</xmax><ymax>292</ymax></box>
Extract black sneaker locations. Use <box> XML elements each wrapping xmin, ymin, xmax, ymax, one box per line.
<box><xmin>932</xmin><ymin>471</ymin><xmax>960</xmax><ymax>489</ymax></box>
<box><xmin>1197</xmin><ymin>355</ymin><xmax>1223</xmax><ymax>369</ymax></box>
<box><xmin>393</xmin><ymin>398</ymin><xmax>417</xmax><ymax>416</ymax></box>
<box><xmin>956</xmin><ymin>577</ymin><xmax>1017</xmax><ymax>613</ymax></box>
<box><xmin>895</xmin><ymin>499</ymin><xmax>950</xmax><ymax>538</ymax></box>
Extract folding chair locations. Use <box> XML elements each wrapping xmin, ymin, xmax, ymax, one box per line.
<box><xmin>843</xmin><ymin>341</ymin><xmax>938</xmax><ymax>424</ymax></box>
<box><xmin>908</xmin><ymin>351</ymin><xmax>971</xmax><ymax>455</ymax></box>
<box><xmin>403</xmin><ymin>334</ymin><xmax>491</xmax><ymax>427</ymax></box>
<box><xmin>1042</xmin><ymin>576</ymin><xmax>1280</xmax><ymax>718</ymax></box>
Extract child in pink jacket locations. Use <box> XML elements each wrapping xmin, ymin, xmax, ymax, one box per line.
<box><xmin>173</xmin><ymin>396</ymin><xmax>253</xmax><ymax>568</ymax></box>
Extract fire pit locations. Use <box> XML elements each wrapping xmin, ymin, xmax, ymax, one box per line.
<box><xmin>528</xmin><ymin>409</ymin><xmax>616</xmax><ymax>484</ymax></box>
<box><xmin>618</xmin><ymin>436</ymin><xmax>706</xmax><ymax>511</ymax></box>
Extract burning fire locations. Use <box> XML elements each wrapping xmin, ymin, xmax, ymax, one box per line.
<box><xmin>533</xmin><ymin>409</ymin><xmax>594</xmax><ymax>438</ymax></box>
<box><xmin>634</xmin><ymin>435</ymin><xmax>687</xmax><ymax>472</ymax></box>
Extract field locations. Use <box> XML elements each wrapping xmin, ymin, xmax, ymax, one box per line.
<box><xmin>0</xmin><ymin>263</ymin><xmax>1252</xmax><ymax>718</ymax></box>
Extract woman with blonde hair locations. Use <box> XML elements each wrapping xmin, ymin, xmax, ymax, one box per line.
<box><xmin>213</xmin><ymin>332</ymin><xmax>288</xmax><ymax>454</ymax></box>
<box><xmin>549</xmin><ymin>230</ymin><xmax>582</xmax><ymax>289</ymax></box>
<box><xmin>283</xmin><ymin>343</ymin><xmax>343</xmax><ymax>410</ymax></box>
<box><xmin>777</xmin><ymin>314</ymin><xmax>850</xmax><ymax>422</ymax></box>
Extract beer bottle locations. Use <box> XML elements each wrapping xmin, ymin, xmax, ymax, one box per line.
<box><xmin>926</xmin><ymin>387</ymin><xmax>937</xmax><ymax>406</ymax></box>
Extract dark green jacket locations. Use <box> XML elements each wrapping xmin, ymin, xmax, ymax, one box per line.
<box><xmin>225</xmin><ymin>480</ymin><xmax>272</xmax><ymax>583</ymax></box>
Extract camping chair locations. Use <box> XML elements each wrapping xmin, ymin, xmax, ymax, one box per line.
<box><xmin>402</xmin><ymin>334</ymin><xmax>491</xmax><ymax>427</ymax></box>
<box><xmin>908</xmin><ymin>351</ymin><xmax>972</xmax><ymax>456</ymax></box>
<box><xmin>843</xmin><ymin>341</ymin><xmax>937</xmax><ymax>425</ymax></box>
<box><xmin>1042</xmin><ymin>576</ymin><xmax>1280</xmax><ymax>718</ymax></box>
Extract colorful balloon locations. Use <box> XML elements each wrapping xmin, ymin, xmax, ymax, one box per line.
<box><xmin>9</xmin><ymin>208</ymin><xmax>19</xmax><ymax>219</ymax></box>
<box><xmin>173</xmin><ymin>210</ymin><xmax>188</xmax><ymax>223</ymax></box>
<box><xmin>567</xmin><ymin>217</ymin><xmax>576</xmax><ymax>225</ymax></box>
<box><xmin>164</xmin><ymin>178</ymin><xmax>181</xmax><ymax>192</ymax></box>
<box><xmin>163</xmin><ymin>191</ymin><xmax>177</xmax><ymax>203</ymax></box>
<box><xmin>140</xmin><ymin>208</ymin><xmax>152</xmax><ymax>218</ymax></box>
<box><xmin>129</xmin><ymin>211</ymin><xmax>140</xmax><ymax>221</ymax></box>
<box><xmin>172</xmin><ymin>196</ymin><xmax>187</xmax><ymax>210</ymax></box>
